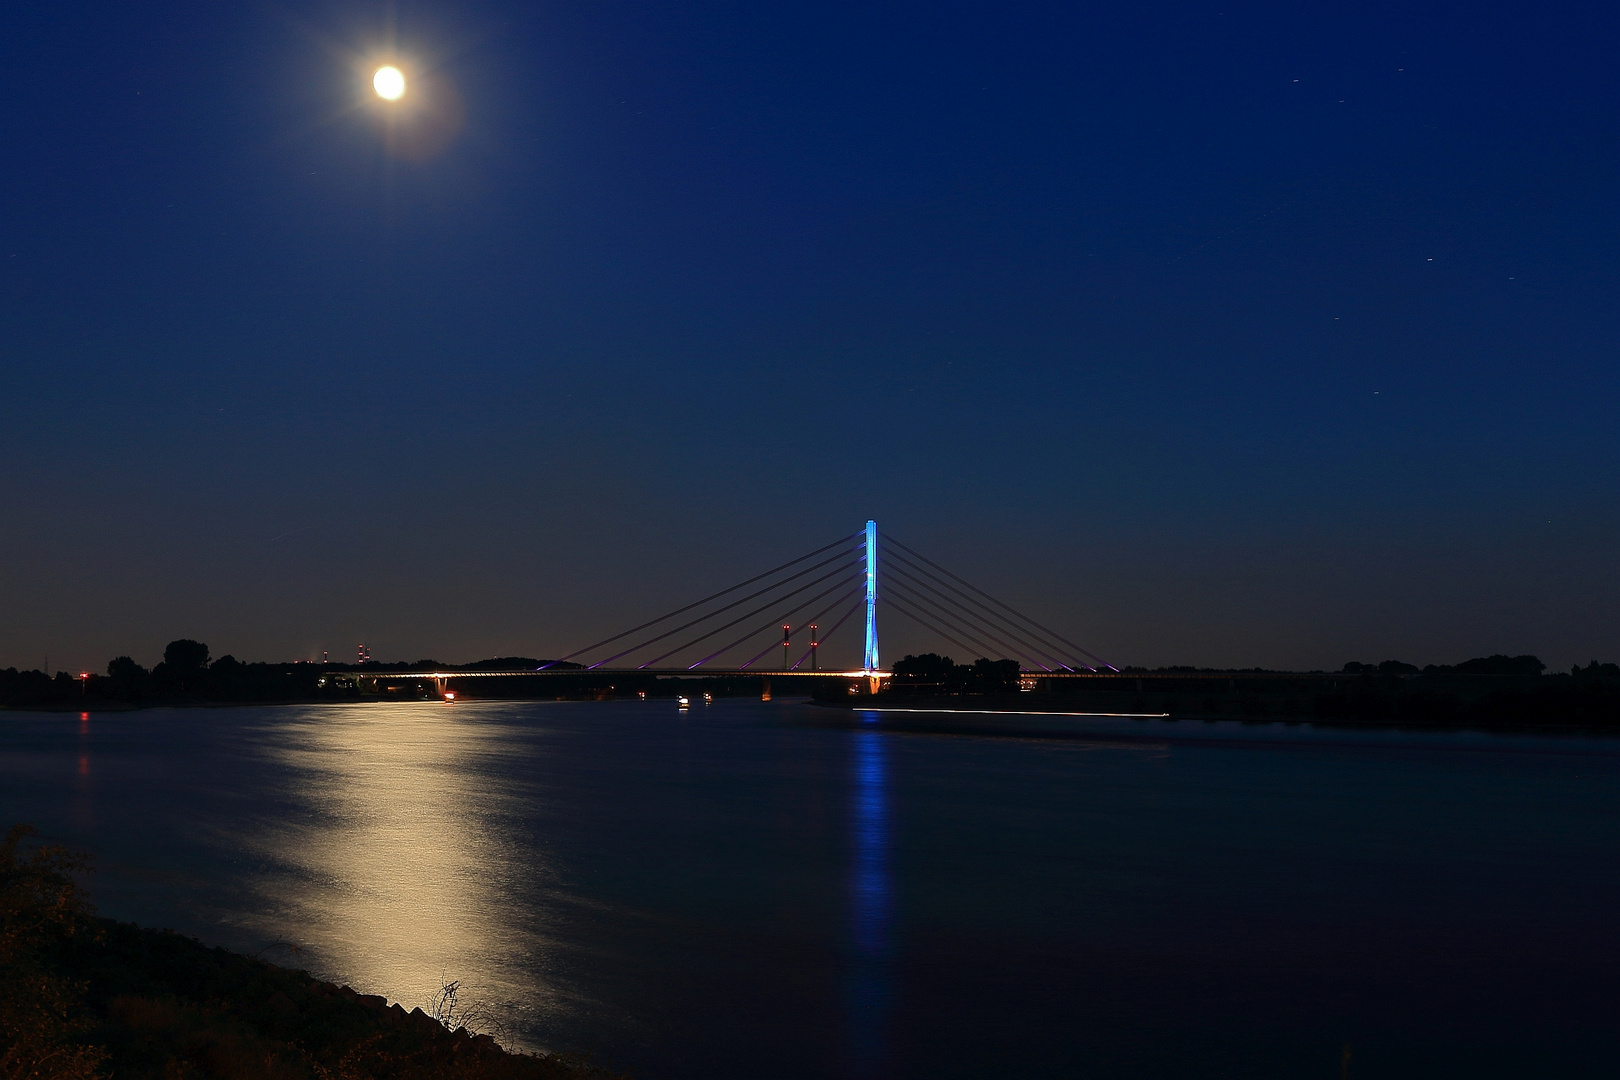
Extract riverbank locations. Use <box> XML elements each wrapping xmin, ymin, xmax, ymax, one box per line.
<box><xmin>819</xmin><ymin>669</ymin><xmax>1620</xmax><ymax>735</ymax></box>
<box><xmin>0</xmin><ymin>826</ymin><xmax>622</xmax><ymax>1080</ymax></box>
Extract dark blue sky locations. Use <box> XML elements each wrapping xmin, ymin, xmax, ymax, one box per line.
<box><xmin>3</xmin><ymin>0</ymin><xmax>1616</xmax><ymax>672</ymax></box>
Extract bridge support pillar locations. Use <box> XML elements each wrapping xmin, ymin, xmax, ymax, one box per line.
<box><xmin>863</xmin><ymin>520</ymin><xmax>880</xmax><ymax>672</ymax></box>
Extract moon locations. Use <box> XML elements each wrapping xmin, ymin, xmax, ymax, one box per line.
<box><xmin>373</xmin><ymin>66</ymin><xmax>406</xmax><ymax>101</ymax></box>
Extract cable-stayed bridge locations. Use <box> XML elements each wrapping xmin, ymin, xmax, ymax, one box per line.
<box><xmin>350</xmin><ymin>521</ymin><xmax>1115</xmax><ymax>696</ymax></box>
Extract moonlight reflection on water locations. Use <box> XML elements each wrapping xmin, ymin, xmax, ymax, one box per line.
<box><xmin>250</xmin><ymin>705</ymin><xmax>563</xmax><ymax>1029</ymax></box>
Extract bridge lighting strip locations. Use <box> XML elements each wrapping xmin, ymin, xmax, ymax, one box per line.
<box><xmin>863</xmin><ymin>708</ymin><xmax>1171</xmax><ymax>718</ymax></box>
<box><xmin>344</xmin><ymin>669</ymin><xmax>890</xmax><ymax>679</ymax></box>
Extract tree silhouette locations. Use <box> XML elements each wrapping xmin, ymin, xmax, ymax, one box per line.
<box><xmin>163</xmin><ymin>640</ymin><xmax>210</xmax><ymax>673</ymax></box>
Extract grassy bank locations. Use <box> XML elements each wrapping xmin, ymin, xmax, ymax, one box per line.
<box><xmin>0</xmin><ymin>826</ymin><xmax>622</xmax><ymax>1080</ymax></box>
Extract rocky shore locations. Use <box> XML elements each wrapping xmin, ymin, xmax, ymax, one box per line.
<box><xmin>0</xmin><ymin>825</ymin><xmax>622</xmax><ymax>1080</ymax></box>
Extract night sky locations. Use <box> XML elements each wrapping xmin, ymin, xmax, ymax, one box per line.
<box><xmin>3</xmin><ymin>1</ymin><xmax>1616</xmax><ymax>673</ymax></box>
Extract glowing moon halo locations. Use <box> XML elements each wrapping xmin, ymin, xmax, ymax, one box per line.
<box><xmin>373</xmin><ymin>66</ymin><xmax>406</xmax><ymax>101</ymax></box>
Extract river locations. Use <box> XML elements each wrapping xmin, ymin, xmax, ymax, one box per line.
<box><xmin>1</xmin><ymin>700</ymin><xmax>1616</xmax><ymax>1078</ymax></box>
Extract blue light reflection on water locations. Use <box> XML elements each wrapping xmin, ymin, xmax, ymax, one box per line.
<box><xmin>847</xmin><ymin>721</ymin><xmax>891</xmax><ymax>1075</ymax></box>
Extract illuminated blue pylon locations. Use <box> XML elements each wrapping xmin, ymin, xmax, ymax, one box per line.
<box><xmin>863</xmin><ymin>519</ymin><xmax>880</xmax><ymax>672</ymax></box>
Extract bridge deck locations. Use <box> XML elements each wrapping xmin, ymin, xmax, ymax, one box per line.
<box><xmin>336</xmin><ymin>668</ymin><xmax>1351</xmax><ymax>681</ymax></box>
<box><xmin>340</xmin><ymin>668</ymin><xmax>883</xmax><ymax>679</ymax></box>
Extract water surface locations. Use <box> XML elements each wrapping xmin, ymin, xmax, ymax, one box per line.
<box><xmin>1</xmin><ymin>701</ymin><xmax>1616</xmax><ymax>1078</ymax></box>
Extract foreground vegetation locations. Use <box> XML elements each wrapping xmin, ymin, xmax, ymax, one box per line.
<box><xmin>0</xmin><ymin>825</ymin><xmax>619</xmax><ymax>1080</ymax></box>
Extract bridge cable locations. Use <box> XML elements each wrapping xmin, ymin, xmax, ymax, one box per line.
<box><xmin>887</xmin><ymin>544</ymin><xmax>1101</xmax><ymax>670</ymax></box>
<box><xmin>587</xmin><ymin>546</ymin><xmax>862</xmax><ymax>669</ymax></box>
<box><xmin>883</xmin><ymin>560</ymin><xmax>1066</xmax><ymax>671</ymax></box>
<box><xmin>884</xmin><ymin>570</ymin><xmax>1081</xmax><ymax>671</ymax></box>
<box><xmin>882</xmin><ymin>546</ymin><xmax>1084</xmax><ymax>670</ymax></box>
<box><xmin>543</xmin><ymin>531</ymin><xmax>861</xmax><ymax>668</ymax></box>
<box><xmin>882</xmin><ymin>575</ymin><xmax>1047</xmax><ymax>670</ymax></box>
<box><xmin>879</xmin><ymin>595</ymin><xmax>987</xmax><ymax>664</ymax></box>
<box><xmin>789</xmin><ymin>599</ymin><xmax>866</xmax><ymax>670</ymax></box>
<box><xmin>680</xmin><ymin>574</ymin><xmax>865</xmax><ymax>670</ymax></box>
<box><xmin>874</xmin><ymin>573</ymin><xmax>1036</xmax><ymax>667</ymax></box>
<box><xmin>635</xmin><ymin>566</ymin><xmax>864</xmax><ymax>669</ymax></box>
<box><xmin>880</xmin><ymin>577</ymin><xmax>1017</xmax><ymax>664</ymax></box>
<box><xmin>736</xmin><ymin>583</ymin><xmax>866</xmax><ymax>670</ymax></box>
<box><xmin>887</xmin><ymin>537</ymin><xmax>1114</xmax><ymax>670</ymax></box>
<box><xmin>736</xmin><ymin>584</ymin><xmax>866</xmax><ymax>671</ymax></box>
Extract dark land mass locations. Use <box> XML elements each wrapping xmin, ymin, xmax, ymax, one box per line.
<box><xmin>5</xmin><ymin>640</ymin><xmax>1620</xmax><ymax>734</ymax></box>
<box><xmin>0</xmin><ymin>641</ymin><xmax>849</xmax><ymax>711</ymax></box>
<box><xmin>810</xmin><ymin>653</ymin><xmax>1620</xmax><ymax>735</ymax></box>
<box><xmin>0</xmin><ymin>825</ymin><xmax>623</xmax><ymax>1080</ymax></box>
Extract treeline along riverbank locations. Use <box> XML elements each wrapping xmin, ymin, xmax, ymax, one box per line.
<box><xmin>844</xmin><ymin>653</ymin><xmax>1620</xmax><ymax>733</ymax></box>
<box><xmin>7</xmin><ymin>639</ymin><xmax>1620</xmax><ymax>732</ymax></box>
<box><xmin>0</xmin><ymin>643</ymin><xmax>832</xmax><ymax>710</ymax></box>
<box><xmin>0</xmin><ymin>640</ymin><xmax>792</xmax><ymax>711</ymax></box>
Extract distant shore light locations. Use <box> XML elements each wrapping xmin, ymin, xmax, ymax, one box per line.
<box><xmin>374</xmin><ymin>66</ymin><xmax>406</xmax><ymax>101</ymax></box>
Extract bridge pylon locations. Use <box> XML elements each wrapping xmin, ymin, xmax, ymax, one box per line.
<box><xmin>863</xmin><ymin>519</ymin><xmax>880</xmax><ymax>678</ymax></box>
